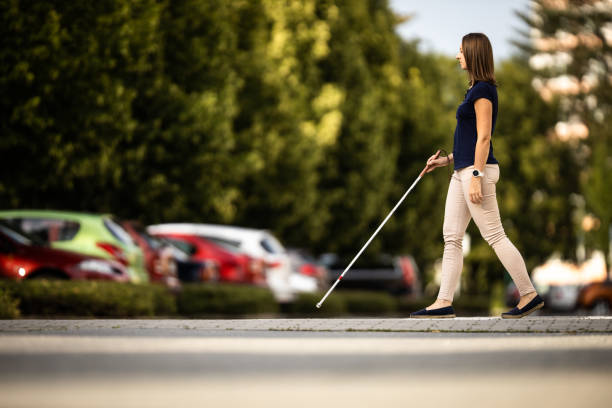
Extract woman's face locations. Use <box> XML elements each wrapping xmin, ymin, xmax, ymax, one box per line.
<box><xmin>456</xmin><ymin>45</ymin><xmax>467</xmax><ymax>70</ymax></box>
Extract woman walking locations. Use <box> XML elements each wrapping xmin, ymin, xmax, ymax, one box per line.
<box><xmin>410</xmin><ymin>33</ymin><xmax>544</xmax><ymax>319</ymax></box>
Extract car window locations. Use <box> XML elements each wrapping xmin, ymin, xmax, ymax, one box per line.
<box><xmin>103</xmin><ymin>218</ymin><xmax>135</xmax><ymax>246</ymax></box>
<box><xmin>0</xmin><ymin>223</ymin><xmax>32</xmax><ymax>246</ymax></box>
<box><xmin>139</xmin><ymin>232</ymin><xmax>162</xmax><ymax>250</ymax></box>
<box><xmin>163</xmin><ymin>238</ymin><xmax>197</xmax><ymax>256</ymax></box>
<box><xmin>14</xmin><ymin>218</ymin><xmax>80</xmax><ymax>243</ymax></box>
<box><xmin>260</xmin><ymin>234</ymin><xmax>285</xmax><ymax>254</ymax></box>
<box><xmin>260</xmin><ymin>236</ymin><xmax>284</xmax><ymax>254</ymax></box>
<box><xmin>201</xmin><ymin>236</ymin><xmax>242</xmax><ymax>251</ymax></box>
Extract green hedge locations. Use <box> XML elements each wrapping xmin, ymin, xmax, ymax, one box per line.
<box><xmin>287</xmin><ymin>292</ymin><xmax>347</xmax><ymax>317</ymax></box>
<box><xmin>0</xmin><ymin>280</ymin><xmax>176</xmax><ymax>317</ymax></box>
<box><xmin>341</xmin><ymin>291</ymin><xmax>397</xmax><ymax>315</ymax></box>
<box><xmin>289</xmin><ymin>291</ymin><xmax>398</xmax><ymax>316</ymax></box>
<box><xmin>0</xmin><ymin>279</ymin><xmax>492</xmax><ymax>318</ymax></box>
<box><xmin>397</xmin><ymin>295</ymin><xmax>491</xmax><ymax>316</ymax></box>
<box><xmin>0</xmin><ymin>287</ymin><xmax>20</xmax><ymax>318</ymax></box>
<box><xmin>176</xmin><ymin>283</ymin><xmax>278</xmax><ymax>316</ymax></box>
<box><xmin>453</xmin><ymin>295</ymin><xmax>492</xmax><ymax>316</ymax></box>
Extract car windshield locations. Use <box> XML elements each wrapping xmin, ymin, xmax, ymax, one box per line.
<box><xmin>0</xmin><ymin>220</ymin><xmax>46</xmax><ymax>246</ymax></box>
<box><xmin>163</xmin><ymin>238</ymin><xmax>197</xmax><ymax>256</ymax></box>
<box><xmin>103</xmin><ymin>217</ymin><xmax>136</xmax><ymax>246</ymax></box>
<box><xmin>260</xmin><ymin>234</ymin><xmax>285</xmax><ymax>254</ymax></box>
<box><xmin>155</xmin><ymin>237</ymin><xmax>191</xmax><ymax>256</ymax></box>
<box><xmin>139</xmin><ymin>232</ymin><xmax>163</xmax><ymax>250</ymax></box>
<box><xmin>201</xmin><ymin>236</ymin><xmax>242</xmax><ymax>253</ymax></box>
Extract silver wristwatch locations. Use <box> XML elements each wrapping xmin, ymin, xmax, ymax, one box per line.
<box><xmin>472</xmin><ymin>169</ymin><xmax>484</xmax><ymax>178</ymax></box>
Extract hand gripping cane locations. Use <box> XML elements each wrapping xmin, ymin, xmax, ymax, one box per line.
<box><xmin>316</xmin><ymin>150</ymin><xmax>442</xmax><ymax>309</ymax></box>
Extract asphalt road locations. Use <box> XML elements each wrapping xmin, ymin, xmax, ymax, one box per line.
<box><xmin>1</xmin><ymin>323</ymin><xmax>611</xmax><ymax>408</ymax></box>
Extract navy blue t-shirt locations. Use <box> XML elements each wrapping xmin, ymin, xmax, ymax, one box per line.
<box><xmin>452</xmin><ymin>80</ymin><xmax>499</xmax><ymax>170</ymax></box>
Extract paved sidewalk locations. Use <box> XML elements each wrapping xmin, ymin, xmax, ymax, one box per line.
<box><xmin>2</xmin><ymin>316</ymin><xmax>611</xmax><ymax>333</ymax></box>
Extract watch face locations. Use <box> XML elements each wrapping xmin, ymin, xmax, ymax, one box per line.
<box><xmin>472</xmin><ymin>170</ymin><xmax>479</xmax><ymax>176</ymax></box>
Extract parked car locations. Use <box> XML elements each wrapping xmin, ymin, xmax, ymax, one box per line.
<box><xmin>577</xmin><ymin>280</ymin><xmax>612</xmax><ymax>315</ymax></box>
<box><xmin>318</xmin><ymin>253</ymin><xmax>418</xmax><ymax>295</ymax></box>
<box><xmin>153</xmin><ymin>236</ymin><xmax>219</xmax><ymax>283</ymax></box>
<box><xmin>531</xmin><ymin>252</ymin><xmax>608</xmax><ymax>311</ymax></box>
<box><xmin>149</xmin><ymin>232</ymin><xmax>246</xmax><ymax>283</ymax></box>
<box><xmin>287</xmin><ymin>249</ymin><xmax>329</xmax><ymax>291</ymax></box>
<box><xmin>205</xmin><ymin>237</ymin><xmax>267</xmax><ymax>286</ymax></box>
<box><xmin>147</xmin><ymin>224</ymin><xmax>315</xmax><ymax>302</ymax></box>
<box><xmin>121</xmin><ymin>221</ymin><xmax>180</xmax><ymax>289</ymax></box>
<box><xmin>0</xmin><ymin>210</ymin><xmax>148</xmax><ymax>283</ymax></box>
<box><xmin>546</xmin><ymin>284</ymin><xmax>584</xmax><ymax>312</ymax></box>
<box><xmin>0</xmin><ymin>220</ymin><xmax>129</xmax><ymax>281</ymax></box>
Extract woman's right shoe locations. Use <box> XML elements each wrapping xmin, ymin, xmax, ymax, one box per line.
<box><xmin>410</xmin><ymin>305</ymin><xmax>456</xmax><ymax>318</ymax></box>
<box><xmin>501</xmin><ymin>294</ymin><xmax>544</xmax><ymax>319</ymax></box>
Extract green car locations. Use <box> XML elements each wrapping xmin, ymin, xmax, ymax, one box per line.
<box><xmin>0</xmin><ymin>210</ymin><xmax>148</xmax><ymax>283</ymax></box>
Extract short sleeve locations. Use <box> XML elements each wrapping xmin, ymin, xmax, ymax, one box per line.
<box><xmin>469</xmin><ymin>82</ymin><xmax>494</xmax><ymax>104</ymax></box>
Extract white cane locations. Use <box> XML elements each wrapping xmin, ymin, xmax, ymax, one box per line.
<box><xmin>316</xmin><ymin>150</ymin><xmax>442</xmax><ymax>309</ymax></box>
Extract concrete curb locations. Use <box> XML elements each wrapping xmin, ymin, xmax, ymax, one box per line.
<box><xmin>1</xmin><ymin>317</ymin><xmax>612</xmax><ymax>333</ymax></box>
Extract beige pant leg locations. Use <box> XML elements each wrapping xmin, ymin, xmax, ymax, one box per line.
<box><xmin>437</xmin><ymin>164</ymin><xmax>536</xmax><ymax>302</ymax></box>
<box><xmin>437</xmin><ymin>171</ymin><xmax>471</xmax><ymax>302</ymax></box>
<box><xmin>459</xmin><ymin>164</ymin><xmax>536</xmax><ymax>297</ymax></box>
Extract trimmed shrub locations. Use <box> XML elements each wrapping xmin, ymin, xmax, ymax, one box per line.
<box><xmin>340</xmin><ymin>291</ymin><xmax>398</xmax><ymax>315</ymax></box>
<box><xmin>177</xmin><ymin>283</ymin><xmax>278</xmax><ymax>316</ymax></box>
<box><xmin>0</xmin><ymin>280</ymin><xmax>170</xmax><ymax>317</ymax></box>
<box><xmin>398</xmin><ymin>295</ymin><xmax>491</xmax><ymax>316</ymax></box>
<box><xmin>0</xmin><ymin>287</ymin><xmax>21</xmax><ymax>318</ymax></box>
<box><xmin>287</xmin><ymin>292</ymin><xmax>347</xmax><ymax>317</ymax></box>
<box><xmin>397</xmin><ymin>296</ymin><xmax>435</xmax><ymax>314</ymax></box>
<box><xmin>453</xmin><ymin>295</ymin><xmax>491</xmax><ymax>316</ymax></box>
<box><xmin>134</xmin><ymin>283</ymin><xmax>178</xmax><ymax>316</ymax></box>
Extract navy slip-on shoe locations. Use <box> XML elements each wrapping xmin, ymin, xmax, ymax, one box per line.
<box><xmin>410</xmin><ymin>305</ymin><xmax>456</xmax><ymax>318</ymax></box>
<box><xmin>501</xmin><ymin>294</ymin><xmax>544</xmax><ymax>319</ymax></box>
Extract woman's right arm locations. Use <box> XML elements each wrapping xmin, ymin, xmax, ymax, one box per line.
<box><xmin>425</xmin><ymin>152</ymin><xmax>453</xmax><ymax>173</ymax></box>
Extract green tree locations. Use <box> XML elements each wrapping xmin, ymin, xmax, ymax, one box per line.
<box><xmin>515</xmin><ymin>0</ymin><xmax>612</xmax><ymax>271</ymax></box>
<box><xmin>0</xmin><ymin>0</ymin><xmax>161</xmax><ymax>212</ymax></box>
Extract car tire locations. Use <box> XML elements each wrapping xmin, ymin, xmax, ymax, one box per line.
<box><xmin>591</xmin><ymin>299</ymin><xmax>611</xmax><ymax>316</ymax></box>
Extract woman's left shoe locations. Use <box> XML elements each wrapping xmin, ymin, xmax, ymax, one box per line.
<box><xmin>410</xmin><ymin>305</ymin><xmax>456</xmax><ymax>318</ymax></box>
<box><xmin>501</xmin><ymin>294</ymin><xmax>544</xmax><ymax>319</ymax></box>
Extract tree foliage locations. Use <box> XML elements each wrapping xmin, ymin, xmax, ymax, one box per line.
<box><xmin>0</xmin><ymin>0</ymin><xmax>585</xmax><ymax>293</ymax></box>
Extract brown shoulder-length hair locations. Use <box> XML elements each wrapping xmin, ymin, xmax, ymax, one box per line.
<box><xmin>462</xmin><ymin>33</ymin><xmax>497</xmax><ymax>87</ymax></box>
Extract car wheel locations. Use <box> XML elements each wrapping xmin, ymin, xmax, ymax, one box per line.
<box><xmin>591</xmin><ymin>299</ymin><xmax>611</xmax><ymax>316</ymax></box>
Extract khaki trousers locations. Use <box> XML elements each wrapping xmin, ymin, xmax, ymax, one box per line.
<box><xmin>437</xmin><ymin>164</ymin><xmax>536</xmax><ymax>302</ymax></box>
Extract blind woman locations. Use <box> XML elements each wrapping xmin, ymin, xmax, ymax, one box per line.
<box><xmin>410</xmin><ymin>33</ymin><xmax>544</xmax><ymax>319</ymax></box>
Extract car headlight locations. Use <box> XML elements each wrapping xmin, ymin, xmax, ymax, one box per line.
<box><xmin>77</xmin><ymin>260</ymin><xmax>115</xmax><ymax>275</ymax></box>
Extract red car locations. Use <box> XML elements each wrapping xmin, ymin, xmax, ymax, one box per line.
<box><xmin>206</xmin><ymin>238</ymin><xmax>267</xmax><ymax>286</ymax></box>
<box><xmin>121</xmin><ymin>221</ymin><xmax>180</xmax><ymax>289</ymax></box>
<box><xmin>150</xmin><ymin>233</ymin><xmax>246</xmax><ymax>283</ymax></box>
<box><xmin>0</xmin><ymin>220</ymin><xmax>129</xmax><ymax>282</ymax></box>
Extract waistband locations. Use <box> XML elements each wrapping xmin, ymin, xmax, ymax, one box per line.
<box><xmin>455</xmin><ymin>163</ymin><xmax>499</xmax><ymax>174</ymax></box>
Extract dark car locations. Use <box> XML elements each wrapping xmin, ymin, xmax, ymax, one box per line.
<box><xmin>0</xmin><ymin>221</ymin><xmax>129</xmax><ymax>281</ymax></box>
<box><xmin>319</xmin><ymin>253</ymin><xmax>419</xmax><ymax>295</ymax></box>
<box><xmin>577</xmin><ymin>280</ymin><xmax>612</xmax><ymax>315</ymax></box>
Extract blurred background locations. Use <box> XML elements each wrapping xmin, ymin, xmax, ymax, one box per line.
<box><xmin>1</xmin><ymin>0</ymin><xmax>611</xmax><ymax>318</ymax></box>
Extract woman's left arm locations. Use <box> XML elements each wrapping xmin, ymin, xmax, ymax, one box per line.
<box><xmin>469</xmin><ymin>98</ymin><xmax>493</xmax><ymax>204</ymax></box>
